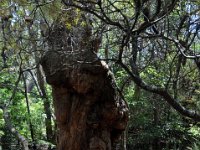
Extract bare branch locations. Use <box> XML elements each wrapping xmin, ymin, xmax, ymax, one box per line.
<box><xmin>118</xmin><ymin>61</ymin><xmax>200</xmax><ymax>121</ymax></box>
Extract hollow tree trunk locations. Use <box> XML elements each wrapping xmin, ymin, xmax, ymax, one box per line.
<box><xmin>40</xmin><ymin>15</ymin><xmax>128</xmax><ymax>149</ymax></box>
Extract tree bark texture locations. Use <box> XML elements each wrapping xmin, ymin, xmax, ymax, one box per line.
<box><xmin>41</xmin><ymin>22</ymin><xmax>128</xmax><ymax>150</ymax></box>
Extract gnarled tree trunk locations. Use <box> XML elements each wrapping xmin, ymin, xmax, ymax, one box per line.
<box><xmin>41</xmin><ymin>14</ymin><xmax>128</xmax><ymax>149</ymax></box>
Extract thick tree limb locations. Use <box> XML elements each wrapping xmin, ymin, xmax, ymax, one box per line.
<box><xmin>118</xmin><ymin>61</ymin><xmax>200</xmax><ymax>121</ymax></box>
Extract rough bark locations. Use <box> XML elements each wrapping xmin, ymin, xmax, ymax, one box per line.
<box><xmin>41</xmin><ymin>21</ymin><xmax>128</xmax><ymax>149</ymax></box>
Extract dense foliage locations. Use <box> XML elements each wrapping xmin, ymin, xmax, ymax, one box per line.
<box><xmin>0</xmin><ymin>0</ymin><xmax>200</xmax><ymax>149</ymax></box>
